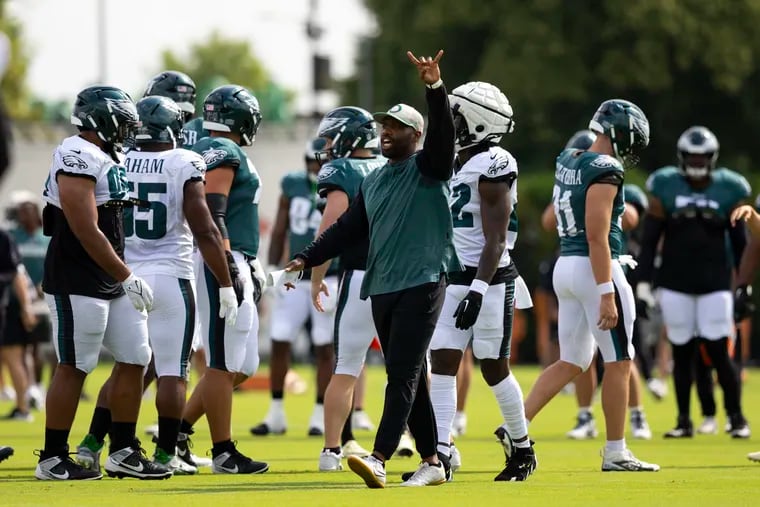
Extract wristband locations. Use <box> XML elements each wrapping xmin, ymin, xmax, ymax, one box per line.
<box><xmin>597</xmin><ymin>281</ymin><xmax>615</xmax><ymax>296</ymax></box>
<box><xmin>469</xmin><ymin>279</ymin><xmax>489</xmax><ymax>296</ymax></box>
<box><xmin>426</xmin><ymin>79</ymin><xmax>443</xmax><ymax>90</ymax></box>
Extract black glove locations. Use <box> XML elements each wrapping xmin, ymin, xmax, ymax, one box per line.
<box><xmin>734</xmin><ymin>284</ymin><xmax>755</xmax><ymax>322</ymax></box>
<box><xmin>225</xmin><ymin>251</ymin><xmax>245</xmax><ymax>306</ymax></box>
<box><xmin>250</xmin><ymin>267</ymin><xmax>263</xmax><ymax>305</ymax></box>
<box><xmin>453</xmin><ymin>291</ymin><xmax>483</xmax><ymax>330</ymax></box>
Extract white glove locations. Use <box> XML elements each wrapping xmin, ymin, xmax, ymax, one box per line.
<box><xmin>122</xmin><ymin>273</ymin><xmax>154</xmax><ymax>312</ymax></box>
<box><xmin>636</xmin><ymin>281</ymin><xmax>656</xmax><ymax>309</ymax></box>
<box><xmin>618</xmin><ymin>254</ymin><xmax>639</xmax><ymax>270</ymax></box>
<box><xmin>248</xmin><ymin>258</ymin><xmax>267</xmax><ymax>289</ymax></box>
<box><xmin>218</xmin><ymin>286</ymin><xmax>238</xmax><ymax>327</ymax></box>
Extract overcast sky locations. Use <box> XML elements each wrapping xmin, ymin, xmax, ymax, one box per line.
<box><xmin>7</xmin><ymin>0</ymin><xmax>377</xmax><ymax>113</ymax></box>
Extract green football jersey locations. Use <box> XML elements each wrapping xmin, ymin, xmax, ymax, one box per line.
<box><xmin>646</xmin><ymin>165</ymin><xmax>750</xmax><ymax>293</ymax></box>
<box><xmin>182</xmin><ymin>117</ymin><xmax>209</xmax><ymax>149</ymax></box>
<box><xmin>281</xmin><ymin>171</ymin><xmax>322</xmax><ymax>256</ymax></box>
<box><xmin>553</xmin><ymin>149</ymin><xmax>625</xmax><ymax>258</ymax></box>
<box><xmin>360</xmin><ymin>153</ymin><xmax>461</xmax><ymax>299</ymax></box>
<box><xmin>192</xmin><ymin>136</ymin><xmax>261</xmax><ymax>257</ymax></box>
<box><xmin>317</xmin><ymin>156</ymin><xmax>386</xmax><ymax>270</ymax></box>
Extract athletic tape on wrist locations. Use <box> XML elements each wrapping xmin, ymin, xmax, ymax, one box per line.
<box><xmin>469</xmin><ymin>279</ymin><xmax>489</xmax><ymax>296</ymax></box>
<box><xmin>597</xmin><ymin>281</ymin><xmax>615</xmax><ymax>296</ymax></box>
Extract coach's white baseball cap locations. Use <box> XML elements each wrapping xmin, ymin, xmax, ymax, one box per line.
<box><xmin>373</xmin><ymin>104</ymin><xmax>424</xmax><ymax>134</ymax></box>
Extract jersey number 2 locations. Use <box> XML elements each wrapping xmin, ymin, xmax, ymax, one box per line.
<box><xmin>124</xmin><ymin>182</ymin><xmax>168</xmax><ymax>239</ymax></box>
<box><xmin>552</xmin><ymin>185</ymin><xmax>577</xmax><ymax>237</ymax></box>
<box><xmin>451</xmin><ymin>183</ymin><xmax>473</xmax><ymax>228</ymax></box>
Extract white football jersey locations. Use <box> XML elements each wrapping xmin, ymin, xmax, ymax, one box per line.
<box><xmin>123</xmin><ymin>148</ymin><xmax>206</xmax><ymax>279</ymax></box>
<box><xmin>449</xmin><ymin>146</ymin><xmax>518</xmax><ymax>268</ymax></box>
<box><xmin>42</xmin><ymin>135</ymin><xmax>129</xmax><ymax>208</ymax></box>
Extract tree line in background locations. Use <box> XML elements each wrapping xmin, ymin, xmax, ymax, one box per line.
<box><xmin>3</xmin><ymin>0</ymin><xmax>760</xmax><ymax>358</ymax></box>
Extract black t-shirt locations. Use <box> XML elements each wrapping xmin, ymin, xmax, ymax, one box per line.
<box><xmin>0</xmin><ymin>229</ymin><xmax>20</xmax><ymax>308</ymax></box>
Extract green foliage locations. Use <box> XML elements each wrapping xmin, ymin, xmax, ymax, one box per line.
<box><xmin>160</xmin><ymin>31</ymin><xmax>292</xmax><ymax>122</ymax></box>
<box><xmin>0</xmin><ymin>1</ymin><xmax>32</xmax><ymax>119</ymax></box>
<box><xmin>355</xmin><ymin>0</ymin><xmax>760</xmax><ymax>174</ymax></box>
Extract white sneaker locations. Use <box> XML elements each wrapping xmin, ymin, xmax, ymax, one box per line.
<box><xmin>697</xmin><ymin>416</ymin><xmax>718</xmax><ymax>435</ymax></box>
<box><xmin>449</xmin><ymin>444</ymin><xmax>461</xmax><ymax>472</ymax></box>
<box><xmin>319</xmin><ymin>449</ymin><xmax>343</xmax><ymax>471</ymax></box>
<box><xmin>0</xmin><ymin>386</ymin><xmax>15</xmax><ymax>401</ymax></box>
<box><xmin>342</xmin><ymin>439</ymin><xmax>370</xmax><ymax>457</ymax></box>
<box><xmin>646</xmin><ymin>378</ymin><xmax>668</xmax><ymax>400</ymax></box>
<box><xmin>250</xmin><ymin>408</ymin><xmax>287</xmax><ymax>436</ymax></box>
<box><xmin>352</xmin><ymin>410</ymin><xmax>375</xmax><ymax>431</ymax></box>
<box><xmin>347</xmin><ymin>454</ymin><xmax>386</xmax><ymax>488</ymax></box>
<box><xmin>601</xmin><ymin>448</ymin><xmax>660</xmax><ymax>472</ymax></box>
<box><xmin>26</xmin><ymin>384</ymin><xmax>45</xmax><ymax>410</ymax></box>
<box><xmin>154</xmin><ymin>452</ymin><xmax>198</xmax><ymax>475</ymax></box>
<box><xmin>452</xmin><ymin>412</ymin><xmax>467</xmax><ymax>437</ymax></box>
<box><xmin>308</xmin><ymin>404</ymin><xmax>324</xmax><ymax>436</ymax></box>
<box><xmin>144</xmin><ymin>424</ymin><xmax>159</xmax><ymax>438</ymax></box>
<box><xmin>567</xmin><ymin>412</ymin><xmax>598</xmax><ymax>439</ymax></box>
<box><xmin>400</xmin><ymin>461</ymin><xmax>447</xmax><ymax>487</ymax></box>
<box><xmin>631</xmin><ymin>411</ymin><xmax>652</xmax><ymax>440</ymax></box>
<box><xmin>748</xmin><ymin>451</ymin><xmax>760</xmax><ymax>462</ymax></box>
<box><xmin>395</xmin><ymin>430</ymin><xmax>415</xmax><ymax>457</ymax></box>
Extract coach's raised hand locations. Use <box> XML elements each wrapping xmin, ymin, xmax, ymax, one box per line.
<box><xmin>407</xmin><ymin>49</ymin><xmax>444</xmax><ymax>85</ymax></box>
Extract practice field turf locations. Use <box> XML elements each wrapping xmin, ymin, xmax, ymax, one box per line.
<box><xmin>0</xmin><ymin>365</ymin><xmax>757</xmax><ymax>506</ymax></box>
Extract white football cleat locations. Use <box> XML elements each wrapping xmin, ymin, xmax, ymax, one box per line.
<box><xmin>452</xmin><ymin>412</ymin><xmax>467</xmax><ymax>437</ymax></box>
<box><xmin>342</xmin><ymin>439</ymin><xmax>370</xmax><ymax>457</ymax></box>
<box><xmin>318</xmin><ymin>449</ymin><xmax>343</xmax><ymax>471</ymax></box>
<box><xmin>697</xmin><ymin>416</ymin><xmax>718</xmax><ymax>435</ymax></box>
<box><xmin>601</xmin><ymin>448</ymin><xmax>660</xmax><ymax>472</ymax></box>
<box><xmin>567</xmin><ymin>412</ymin><xmax>598</xmax><ymax>440</ymax></box>
<box><xmin>449</xmin><ymin>444</ymin><xmax>461</xmax><ymax>472</ymax></box>
<box><xmin>631</xmin><ymin>411</ymin><xmax>652</xmax><ymax>440</ymax></box>
<box><xmin>395</xmin><ymin>430</ymin><xmax>415</xmax><ymax>457</ymax></box>
<box><xmin>352</xmin><ymin>410</ymin><xmax>375</xmax><ymax>431</ymax></box>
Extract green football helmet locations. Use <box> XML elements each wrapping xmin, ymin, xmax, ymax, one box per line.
<box><xmin>305</xmin><ymin>137</ymin><xmax>328</xmax><ymax>162</ymax></box>
<box><xmin>316</xmin><ymin>106</ymin><xmax>377</xmax><ymax>160</ymax></box>
<box><xmin>134</xmin><ymin>96</ymin><xmax>184</xmax><ymax>147</ymax></box>
<box><xmin>143</xmin><ymin>70</ymin><xmax>197</xmax><ymax>122</ymax></box>
<box><xmin>589</xmin><ymin>99</ymin><xmax>649</xmax><ymax>163</ymax></box>
<box><xmin>202</xmin><ymin>85</ymin><xmax>262</xmax><ymax>146</ymax></box>
<box><xmin>70</xmin><ymin>85</ymin><xmax>139</xmax><ymax>148</ymax></box>
<box><xmin>565</xmin><ymin>129</ymin><xmax>597</xmax><ymax>150</ymax></box>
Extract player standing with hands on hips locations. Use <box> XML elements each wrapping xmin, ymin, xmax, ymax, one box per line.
<box><xmin>283</xmin><ymin>50</ymin><xmax>461</xmax><ymax>488</ymax></box>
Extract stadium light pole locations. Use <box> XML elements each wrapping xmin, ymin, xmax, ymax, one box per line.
<box><xmin>97</xmin><ymin>0</ymin><xmax>107</xmax><ymax>84</ymax></box>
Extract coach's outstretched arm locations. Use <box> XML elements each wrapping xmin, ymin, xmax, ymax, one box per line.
<box><xmin>289</xmin><ymin>189</ymin><xmax>370</xmax><ymax>271</ymax></box>
<box><xmin>409</xmin><ymin>50</ymin><xmax>455</xmax><ymax>181</ymax></box>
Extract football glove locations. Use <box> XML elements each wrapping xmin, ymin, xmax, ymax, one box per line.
<box><xmin>453</xmin><ymin>291</ymin><xmax>483</xmax><ymax>330</ymax></box>
<box><xmin>225</xmin><ymin>251</ymin><xmax>245</xmax><ymax>306</ymax></box>
<box><xmin>248</xmin><ymin>258</ymin><xmax>267</xmax><ymax>304</ymax></box>
<box><xmin>635</xmin><ymin>282</ymin><xmax>656</xmax><ymax>320</ymax></box>
<box><xmin>218</xmin><ymin>287</ymin><xmax>238</xmax><ymax>327</ymax></box>
<box><xmin>734</xmin><ymin>284</ymin><xmax>755</xmax><ymax>322</ymax></box>
<box><xmin>122</xmin><ymin>273</ymin><xmax>154</xmax><ymax>312</ymax></box>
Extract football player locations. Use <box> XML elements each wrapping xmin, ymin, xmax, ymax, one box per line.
<box><xmin>545</xmin><ymin>131</ymin><xmax>654</xmax><ymax>442</ymax></box>
<box><xmin>250</xmin><ymin>138</ymin><xmax>340</xmax><ymax>438</ymax></box>
<box><xmin>523</xmin><ymin>99</ymin><xmax>659</xmax><ymax>471</ymax></box>
<box><xmin>423</xmin><ymin>81</ymin><xmax>534</xmax><ymax>481</ymax></box>
<box><xmin>75</xmin><ymin>96</ymin><xmax>241</xmax><ymax>475</ymax></box>
<box><xmin>36</xmin><ymin>86</ymin><xmax>168</xmax><ymax>480</ymax></box>
<box><xmin>175</xmin><ymin>85</ymin><xmax>269</xmax><ymax>474</ymax></box>
<box><xmin>306</xmin><ymin>107</ymin><xmax>385</xmax><ymax>471</ymax></box>
<box><xmin>638</xmin><ymin>126</ymin><xmax>750</xmax><ymax>439</ymax></box>
<box><xmin>143</xmin><ymin>71</ymin><xmax>197</xmax><ymax>124</ymax></box>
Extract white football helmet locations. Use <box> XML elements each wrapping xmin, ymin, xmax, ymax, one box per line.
<box><xmin>677</xmin><ymin>126</ymin><xmax>719</xmax><ymax>179</ymax></box>
<box><xmin>449</xmin><ymin>81</ymin><xmax>514</xmax><ymax>152</ymax></box>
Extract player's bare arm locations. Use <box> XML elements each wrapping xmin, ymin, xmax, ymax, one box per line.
<box><xmin>621</xmin><ymin>203</ymin><xmax>640</xmax><ymax>231</ymax></box>
<box><xmin>585</xmin><ymin>183</ymin><xmax>617</xmax><ymax>330</ymax></box>
<box><xmin>183</xmin><ymin>179</ymin><xmax>232</xmax><ymax>288</ymax></box>
<box><xmin>310</xmin><ymin>189</ymin><xmax>349</xmax><ymax>312</ymax></box>
<box><xmin>475</xmin><ymin>179</ymin><xmax>511</xmax><ymax>284</ymax></box>
<box><xmin>205</xmin><ymin>165</ymin><xmax>236</xmax><ymax>252</ymax></box>
<box><xmin>541</xmin><ymin>202</ymin><xmax>557</xmax><ymax>232</ymax></box>
<box><xmin>268</xmin><ymin>194</ymin><xmax>290</xmax><ymax>267</ymax></box>
<box><xmin>58</xmin><ymin>174</ymin><xmax>131</xmax><ymax>282</ymax></box>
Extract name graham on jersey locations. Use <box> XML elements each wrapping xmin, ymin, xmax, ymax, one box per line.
<box><xmin>555</xmin><ymin>163</ymin><xmax>582</xmax><ymax>185</ymax></box>
<box><xmin>124</xmin><ymin>157</ymin><xmax>164</xmax><ymax>174</ymax></box>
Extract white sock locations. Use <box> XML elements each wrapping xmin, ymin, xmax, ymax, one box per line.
<box><xmin>605</xmin><ymin>438</ymin><xmax>626</xmax><ymax>452</ymax></box>
<box><xmin>491</xmin><ymin>373</ymin><xmax>529</xmax><ymax>443</ymax></box>
<box><xmin>579</xmin><ymin>406</ymin><xmax>592</xmax><ymax>415</ymax></box>
<box><xmin>269</xmin><ymin>399</ymin><xmax>284</xmax><ymax>418</ymax></box>
<box><xmin>430</xmin><ymin>373</ymin><xmax>456</xmax><ymax>457</ymax></box>
<box><xmin>630</xmin><ymin>406</ymin><xmax>643</xmax><ymax>415</ymax></box>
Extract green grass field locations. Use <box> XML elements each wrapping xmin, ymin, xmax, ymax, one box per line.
<box><xmin>0</xmin><ymin>364</ymin><xmax>757</xmax><ymax>506</ymax></box>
